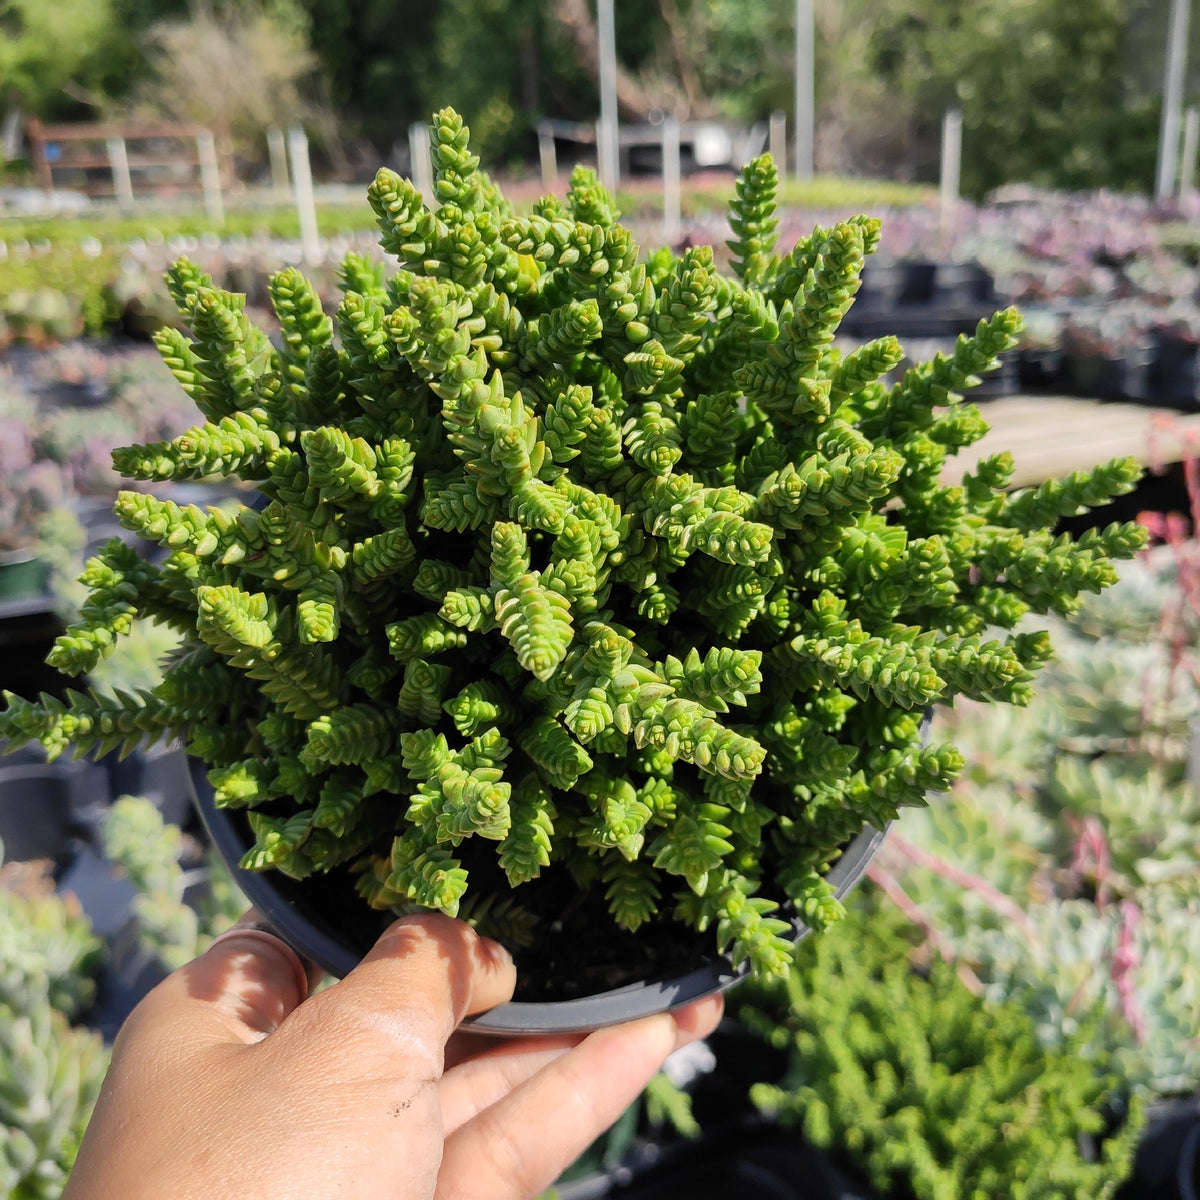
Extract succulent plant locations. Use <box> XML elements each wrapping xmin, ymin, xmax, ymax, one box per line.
<box><xmin>0</xmin><ymin>110</ymin><xmax>1145</xmax><ymax>983</ymax></box>
<box><xmin>735</xmin><ymin>901</ymin><xmax>1144</xmax><ymax>1200</ymax></box>
<box><xmin>101</xmin><ymin>795</ymin><xmax>206</xmax><ymax>970</ymax></box>
<box><xmin>0</xmin><ymin>860</ymin><xmax>104</xmax><ymax>1025</ymax></box>
<box><xmin>0</xmin><ymin>854</ymin><xmax>108</xmax><ymax>1200</ymax></box>
<box><xmin>880</xmin><ymin>543</ymin><xmax>1200</xmax><ymax>1098</ymax></box>
<box><xmin>0</xmin><ymin>394</ymin><xmax>75</xmax><ymax>558</ymax></box>
<box><xmin>0</xmin><ymin>1000</ymin><xmax>109</xmax><ymax>1200</ymax></box>
<box><xmin>1</xmin><ymin>288</ymin><xmax>85</xmax><ymax>347</ymax></box>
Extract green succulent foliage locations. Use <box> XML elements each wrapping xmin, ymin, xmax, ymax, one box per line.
<box><xmin>0</xmin><ymin>846</ymin><xmax>107</xmax><ymax>1200</ymax></box>
<box><xmin>735</xmin><ymin>903</ymin><xmax>1143</xmax><ymax>1200</ymax></box>
<box><xmin>0</xmin><ymin>110</ymin><xmax>1143</xmax><ymax>978</ymax></box>
<box><xmin>0</xmin><ymin>873</ymin><xmax>103</xmax><ymax>1027</ymax></box>
<box><xmin>0</xmin><ymin>1001</ymin><xmax>109</xmax><ymax>1200</ymax></box>
<box><xmin>101</xmin><ymin>796</ymin><xmax>210</xmax><ymax>970</ymax></box>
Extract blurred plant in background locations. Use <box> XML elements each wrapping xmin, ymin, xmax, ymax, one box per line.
<box><xmin>734</xmin><ymin>900</ymin><xmax>1143</xmax><ymax>1200</ymax></box>
<box><xmin>872</xmin><ymin>518</ymin><xmax>1200</xmax><ymax>1099</ymax></box>
<box><xmin>0</xmin><ymin>796</ymin><xmax>245</xmax><ymax>1199</ymax></box>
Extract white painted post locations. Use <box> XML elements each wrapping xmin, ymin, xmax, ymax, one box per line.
<box><xmin>662</xmin><ymin>113</ymin><xmax>681</xmax><ymax>245</ymax></box>
<box><xmin>195</xmin><ymin>130</ymin><xmax>224</xmax><ymax>228</ymax></box>
<box><xmin>1189</xmin><ymin>714</ymin><xmax>1200</xmax><ymax>804</ymax></box>
<box><xmin>0</xmin><ymin>109</ymin><xmax>20</xmax><ymax>163</ymax></box>
<box><xmin>939</xmin><ymin>108</ymin><xmax>963</xmax><ymax>236</ymax></box>
<box><xmin>595</xmin><ymin>120</ymin><xmax>608</xmax><ymax>190</ymax></box>
<box><xmin>106</xmin><ymin>137</ymin><xmax>135</xmax><ymax>209</ymax></box>
<box><xmin>287</xmin><ymin>125</ymin><xmax>321</xmax><ymax>263</ymax></box>
<box><xmin>267</xmin><ymin>126</ymin><xmax>290</xmax><ymax>198</ymax></box>
<box><xmin>1180</xmin><ymin>107</ymin><xmax>1199</xmax><ymax>200</ymax></box>
<box><xmin>597</xmin><ymin>0</ymin><xmax>620</xmax><ymax>191</ymax></box>
<box><xmin>1157</xmin><ymin>0</ymin><xmax>1191</xmax><ymax>202</ymax></box>
<box><xmin>537</xmin><ymin>120</ymin><xmax>559</xmax><ymax>187</ymax></box>
<box><xmin>408</xmin><ymin>121</ymin><xmax>434</xmax><ymax>201</ymax></box>
<box><xmin>793</xmin><ymin>0</ymin><xmax>814</xmax><ymax>180</ymax></box>
<box><xmin>769</xmin><ymin>109</ymin><xmax>787</xmax><ymax>170</ymax></box>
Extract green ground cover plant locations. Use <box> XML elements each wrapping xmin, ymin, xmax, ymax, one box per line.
<box><xmin>734</xmin><ymin>899</ymin><xmax>1143</xmax><ymax>1200</ymax></box>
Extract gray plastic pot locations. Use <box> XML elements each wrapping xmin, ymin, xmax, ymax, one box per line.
<box><xmin>189</xmin><ymin>758</ymin><xmax>888</xmax><ymax>1036</ymax></box>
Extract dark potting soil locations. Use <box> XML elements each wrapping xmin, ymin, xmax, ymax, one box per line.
<box><xmin>454</xmin><ymin>844</ymin><xmax>718</xmax><ymax>1003</ymax></box>
<box><xmin>507</xmin><ymin>874</ymin><xmax>717</xmax><ymax>1003</ymax></box>
<box><xmin>250</xmin><ymin>835</ymin><xmax>718</xmax><ymax>1002</ymax></box>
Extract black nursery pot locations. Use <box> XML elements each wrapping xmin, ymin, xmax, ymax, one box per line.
<box><xmin>189</xmin><ymin>760</ymin><xmax>888</xmax><ymax>1036</ymax></box>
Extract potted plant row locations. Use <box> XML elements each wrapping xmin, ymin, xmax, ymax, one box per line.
<box><xmin>0</xmin><ymin>110</ymin><xmax>1145</xmax><ymax>1033</ymax></box>
<box><xmin>842</xmin><ymin>259</ymin><xmax>1001</xmax><ymax>342</ymax></box>
<box><xmin>1012</xmin><ymin>301</ymin><xmax>1200</xmax><ymax>410</ymax></box>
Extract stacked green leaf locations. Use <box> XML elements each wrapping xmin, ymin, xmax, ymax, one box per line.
<box><xmin>0</xmin><ymin>109</ymin><xmax>1145</xmax><ymax>978</ymax></box>
<box><xmin>736</xmin><ymin>903</ymin><xmax>1143</xmax><ymax>1200</ymax></box>
<box><xmin>0</xmin><ymin>1001</ymin><xmax>108</xmax><ymax>1200</ymax></box>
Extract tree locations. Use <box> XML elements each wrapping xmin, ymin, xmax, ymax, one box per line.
<box><xmin>296</xmin><ymin>0</ymin><xmax>439</xmax><ymax>158</ymax></box>
<box><xmin>814</xmin><ymin>0</ymin><xmax>1161</xmax><ymax>196</ymax></box>
<box><xmin>0</xmin><ymin>0</ymin><xmax>122</xmax><ymax>124</ymax></box>
<box><xmin>122</xmin><ymin>1</ymin><xmax>328</xmax><ymax>169</ymax></box>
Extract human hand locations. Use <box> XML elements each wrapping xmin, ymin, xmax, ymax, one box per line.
<box><xmin>63</xmin><ymin>911</ymin><xmax>723</xmax><ymax>1200</ymax></box>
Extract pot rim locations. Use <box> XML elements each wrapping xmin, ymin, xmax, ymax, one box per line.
<box><xmin>0</xmin><ymin>547</ymin><xmax>42</xmax><ymax>570</ymax></box>
<box><xmin>189</xmin><ymin>758</ymin><xmax>888</xmax><ymax>1036</ymax></box>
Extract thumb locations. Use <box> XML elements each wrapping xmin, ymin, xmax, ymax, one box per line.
<box><xmin>117</xmin><ymin>912</ymin><xmax>313</xmax><ymax>1054</ymax></box>
<box><xmin>274</xmin><ymin>913</ymin><xmax>517</xmax><ymax>1077</ymax></box>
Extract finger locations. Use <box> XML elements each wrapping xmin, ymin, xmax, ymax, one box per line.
<box><xmin>440</xmin><ymin>994</ymin><xmax>724</xmax><ymax>1134</ymax></box>
<box><xmin>439</xmin><ymin>1035</ymin><xmax>580</xmax><ymax>1134</ymax></box>
<box><xmin>435</xmin><ymin>995</ymin><xmax>723</xmax><ymax>1200</ymax></box>
<box><xmin>115</xmin><ymin>911</ymin><xmax>313</xmax><ymax>1054</ymax></box>
<box><xmin>669</xmin><ymin>992</ymin><xmax>725</xmax><ymax>1046</ymax></box>
<box><xmin>443</xmin><ymin>1028</ymin><xmax>581</xmax><ymax>1073</ymax></box>
<box><xmin>273</xmin><ymin>913</ymin><xmax>516</xmax><ymax>1079</ymax></box>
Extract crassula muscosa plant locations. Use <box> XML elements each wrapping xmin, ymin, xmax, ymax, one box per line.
<box><xmin>0</xmin><ymin>110</ymin><xmax>1146</xmax><ymax>981</ymax></box>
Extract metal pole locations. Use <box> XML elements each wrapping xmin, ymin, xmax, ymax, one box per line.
<box><xmin>597</xmin><ymin>0</ymin><xmax>620</xmax><ymax>191</ymax></box>
<box><xmin>287</xmin><ymin>125</ymin><xmax>321</xmax><ymax>263</ymax></box>
<box><xmin>939</xmin><ymin>108</ymin><xmax>962</xmax><ymax>236</ymax></box>
<box><xmin>408</xmin><ymin>121</ymin><xmax>434</xmax><ymax>201</ymax></box>
<box><xmin>1181</xmin><ymin>106</ymin><xmax>1199</xmax><ymax>199</ymax></box>
<box><xmin>107</xmin><ymin>137</ymin><xmax>135</xmax><ymax>209</ymax></box>
<box><xmin>1156</xmin><ymin>0</ymin><xmax>1191</xmax><ymax>202</ymax></box>
<box><xmin>195</xmin><ymin>130</ymin><xmax>224</xmax><ymax>228</ymax></box>
<box><xmin>794</xmin><ymin>0</ymin><xmax>814</xmax><ymax>180</ymax></box>
<box><xmin>662</xmin><ymin>114</ymin><xmax>681</xmax><ymax>245</ymax></box>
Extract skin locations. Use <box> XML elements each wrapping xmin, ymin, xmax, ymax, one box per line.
<box><xmin>63</xmin><ymin>911</ymin><xmax>724</xmax><ymax>1200</ymax></box>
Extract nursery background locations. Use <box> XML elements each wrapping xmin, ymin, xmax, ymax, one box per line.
<box><xmin>1</xmin><ymin>1</ymin><xmax>1200</xmax><ymax>1198</ymax></box>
